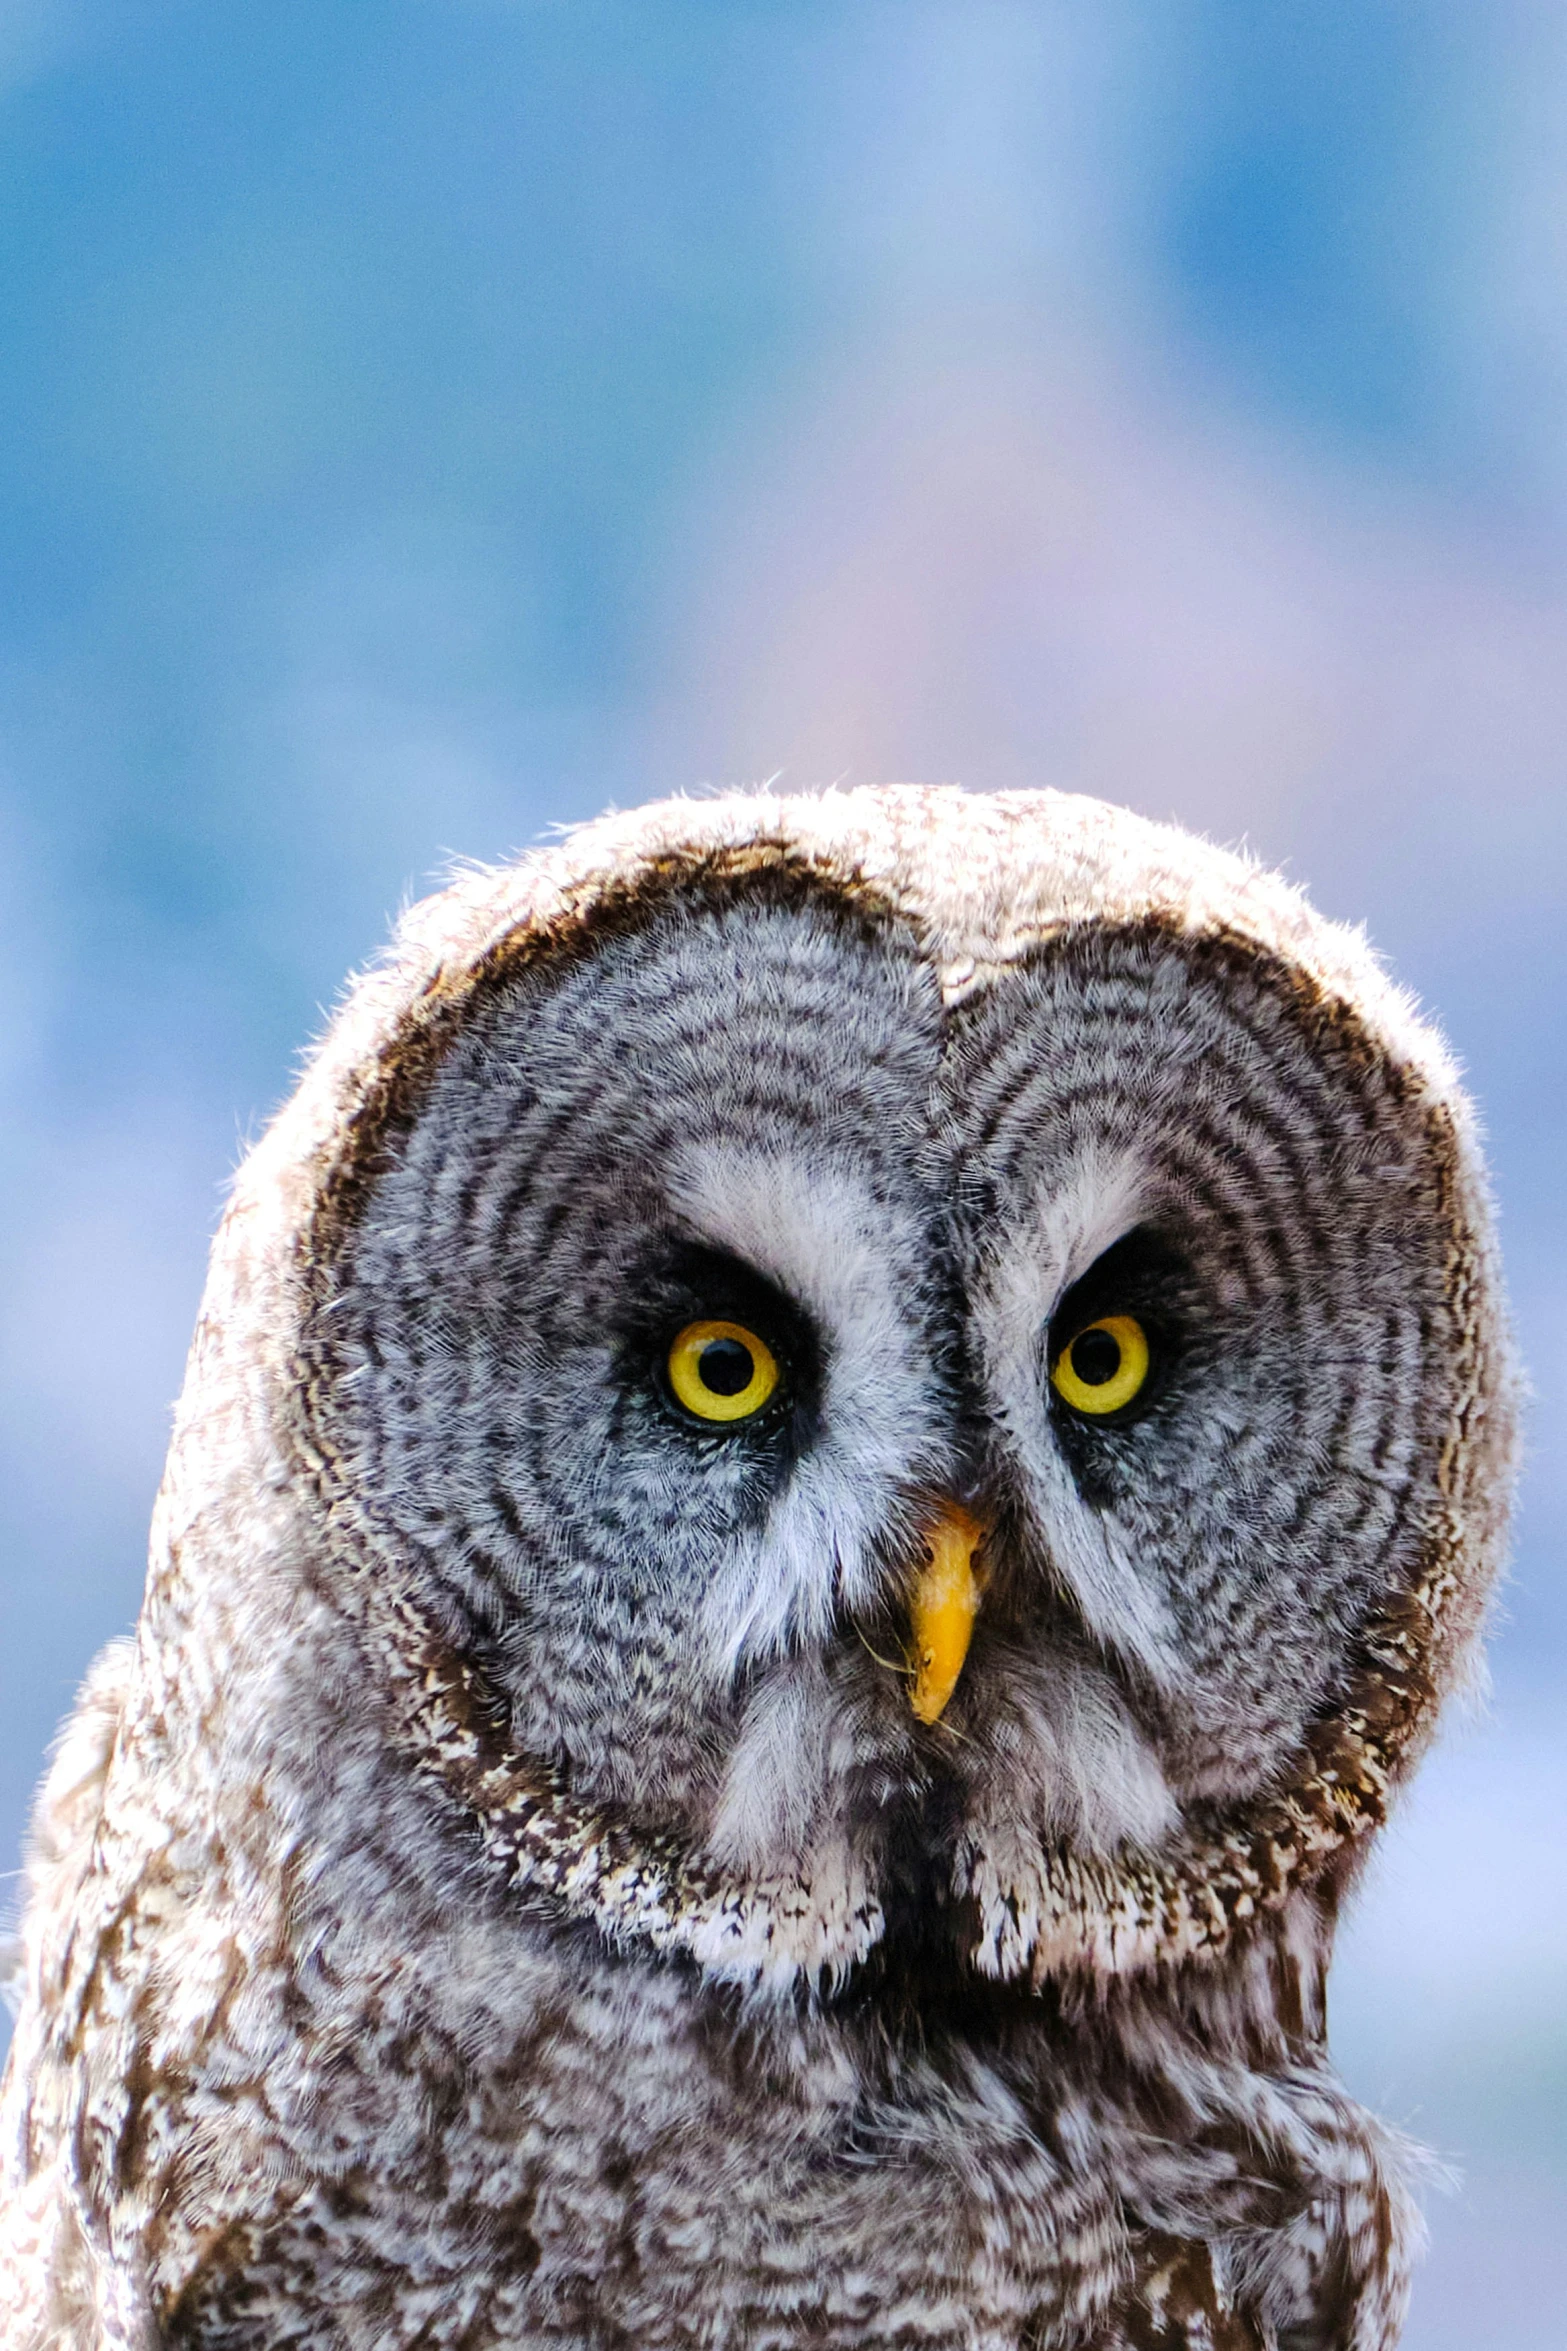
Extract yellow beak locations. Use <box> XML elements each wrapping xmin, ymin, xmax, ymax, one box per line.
<box><xmin>908</xmin><ymin>1500</ymin><xmax>988</xmax><ymax>1725</ymax></box>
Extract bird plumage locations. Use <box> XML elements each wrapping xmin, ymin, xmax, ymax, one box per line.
<box><xmin>0</xmin><ymin>787</ymin><xmax>1517</xmax><ymax>2348</ymax></box>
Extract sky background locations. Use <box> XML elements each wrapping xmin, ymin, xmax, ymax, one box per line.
<box><xmin>1</xmin><ymin>6</ymin><xmax>1564</xmax><ymax>2342</ymax></box>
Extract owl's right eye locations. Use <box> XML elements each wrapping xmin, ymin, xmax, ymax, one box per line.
<box><xmin>665</xmin><ymin>1320</ymin><xmax>781</xmax><ymax>1424</ymax></box>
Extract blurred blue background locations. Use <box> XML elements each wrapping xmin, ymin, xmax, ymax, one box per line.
<box><xmin>1</xmin><ymin>6</ymin><xmax>1562</xmax><ymax>2341</ymax></box>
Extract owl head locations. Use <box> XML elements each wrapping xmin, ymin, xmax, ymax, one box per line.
<box><xmin>164</xmin><ymin>786</ymin><xmax>1515</xmax><ymax>2000</ymax></box>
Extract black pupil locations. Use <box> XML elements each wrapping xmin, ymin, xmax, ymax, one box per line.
<box><xmin>1070</xmin><ymin>1327</ymin><xmax>1123</xmax><ymax>1387</ymax></box>
<box><xmin>698</xmin><ymin>1337</ymin><xmax>755</xmax><ymax>1397</ymax></box>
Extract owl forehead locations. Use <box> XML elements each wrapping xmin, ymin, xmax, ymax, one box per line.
<box><xmin>400</xmin><ymin>878</ymin><xmax>1437</xmax><ymax>1282</ymax></box>
<box><xmin>944</xmin><ymin>924</ymin><xmax>1446</xmax><ymax>1285</ymax></box>
<box><xmin>400</xmin><ymin>889</ymin><xmax>945</xmax><ymax>1320</ymax></box>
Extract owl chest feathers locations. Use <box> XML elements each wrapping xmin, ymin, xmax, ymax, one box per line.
<box><xmin>51</xmin><ymin>1658</ymin><xmax>1365</xmax><ymax>2351</ymax></box>
<box><xmin>115</xmin><ymin>1843</ymin><xmax>1293</xmax><ymax>2351</ymax></box>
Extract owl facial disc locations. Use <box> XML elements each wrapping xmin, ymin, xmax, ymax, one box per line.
<box><xmin>304</xmin><ymin>796</ymin><xmax>1516</xmax><ymax>1996</ymax></box>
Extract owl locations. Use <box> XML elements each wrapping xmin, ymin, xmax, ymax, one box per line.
<box><xmin>0</xmin><ymin>787</ymin><xmax>1516</xmax><ymax>2350</ymax></box>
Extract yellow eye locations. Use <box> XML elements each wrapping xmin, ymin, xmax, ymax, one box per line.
<box><xmin>1050</xmin><ymin>1314</ymin><xmax>1150</xmax><ymax>1417</ymax></box>
<box><xmin>666</xmin><ymin>1320</ymin><xmax>781</xmax><ymax>1423</ymax></box>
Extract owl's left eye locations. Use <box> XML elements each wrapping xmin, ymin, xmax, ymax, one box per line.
<box><xmin>1050</xmin><ymin>1314</ymin><xmax>1150</xmax><ymax>1416</ymax></box>
<box><xmin>665</xmin><ymin>1320</ymin><xmax>781</xmax><ymax>1424</ymax></box>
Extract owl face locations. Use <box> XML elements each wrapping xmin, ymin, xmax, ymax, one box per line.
<box><xmin>330</xmin><ymin>867</ymin><xmax>1455</xmax><ymax>1903</ymax></box>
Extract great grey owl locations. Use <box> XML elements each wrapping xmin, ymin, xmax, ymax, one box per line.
<box><xmin>0</xmin><ymin>787</ymin><xmax>1516</xmax><ymax>2350</ymax></box>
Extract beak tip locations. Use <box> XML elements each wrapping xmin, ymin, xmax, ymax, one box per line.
<box><xmin>905</xmin><ymin>1499</ymin><xmax>987</xmax><ymax>1726</ymax></box>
